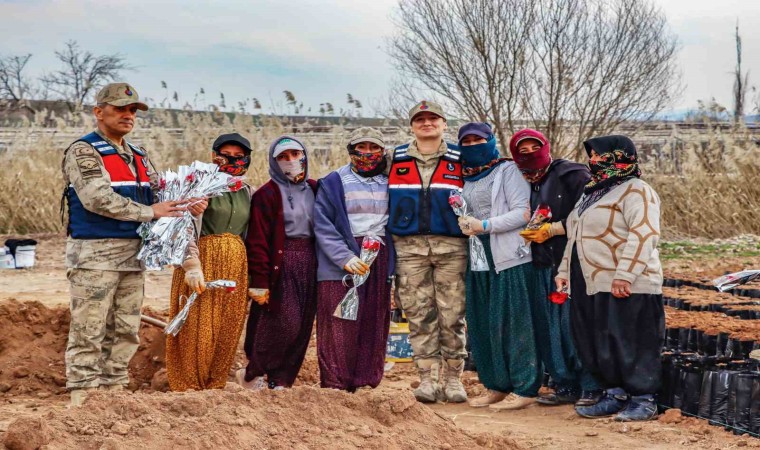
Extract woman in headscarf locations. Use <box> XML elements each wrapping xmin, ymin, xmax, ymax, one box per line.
<box><xmin>166</xmin><ymin>132</ymin><xmax>253</xmax><ymax>391</ymax></box>
<box><xmin>456</xmin><ymin>122</ymin><xmax>541</xmax><ymax>411</ymax></box>
<box><xmin>555</xmin><ymin>135</ymin><xmax>664</xmax><ymax>421</ymax></box>
<box><xmin>237</xmin><ymin>136</ymin><xmax>318</xmax><ymax>390</ymax></box>
<box><xmin>509</xmin><ymin>129</ymin><xmax>591</xmax><ymax>406</ymax></box>
<box><xmin>313</xmin><ymin>127</ymin><xmax>395</xmax><ymax>392</ymax></box>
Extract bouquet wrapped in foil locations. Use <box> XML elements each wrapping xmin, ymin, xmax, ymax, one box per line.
<box><xmin>164</xmin><ymin>280</ymin><xmax>237</xmax><ymax>336</ymax></box>
<box><xmin>448</xmin><ymin>189</ymin><xmax>489</xmax><ymax>272</ymax></box>
<box><xmin>713</xmin><ymin>270</ymin><xmax>760</xmax><ymax>292</ymax></box>
<box><xmin>137</xmin><ymin>161</ymin><xmax>244</xmax><ymax>270</ymax></box>
<box><xmin>333</xmin><ymin>235</ymin><xmax>384</xmax><ymax>321</ymax></box>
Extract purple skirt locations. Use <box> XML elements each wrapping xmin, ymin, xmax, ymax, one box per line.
<box><xmin>244</xmin><ymin>238</ymin><xmax>317</xmax><ymax>387</ymax></box>
<box><xmin>317</xmin><ymin>237</ymin><xmax>391</xmax><ymax>391</ymax></box>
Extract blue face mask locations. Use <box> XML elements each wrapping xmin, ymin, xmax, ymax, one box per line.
<box><xmin>460</xmin><ymin>136</ymin><xmax>499</xmax><ymax>169</ymax></box>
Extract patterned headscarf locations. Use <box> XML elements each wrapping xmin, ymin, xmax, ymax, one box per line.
<box><xmin>578</xmin><ymin>135</ymin><xmax>641</xmax><ymax>215</ymax></box>
<box><xmin>583</xmin><ymin>135</ymin><xmax>641</xmax><ymax>194</ymax></box>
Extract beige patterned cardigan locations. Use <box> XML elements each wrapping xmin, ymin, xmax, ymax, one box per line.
<box><xmin>557</xmin><ymin>178</ymin><xmax>663</xmax><ymax>295</ymax></box>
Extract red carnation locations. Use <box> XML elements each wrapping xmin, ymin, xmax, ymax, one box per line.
<box><xmin>159</xmin><ymin>179</ymin><xmax>166</xmax><ymax>190</ymax></box>
<box><xmin>185</xmin><ymin>173</ymin><xmax>195</xmax><ymax>183</ymax></box>
<box><xmin>362</xmin><ymin>239</ymin><xmax>381</xmax><ymax>251</ymax></box>
<box><xmin>548</xmin><ymin>291</ymin><xmax>568</xmax><ymax>305</ymax></box>
<box><xmin>225</xmin><ymin>287</ymin><xmax>236</xmax><ymax>293</ymax></box>
<box><xmin>229</xmin><ymin>179</ymin><xmax>244</xmax><ymax>192</ymax></box>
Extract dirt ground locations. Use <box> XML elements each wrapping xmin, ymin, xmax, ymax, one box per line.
<box><xmin>1</xmin><ymin>234</ymin><xmax>759</xmax><ymax>449</ymax></box>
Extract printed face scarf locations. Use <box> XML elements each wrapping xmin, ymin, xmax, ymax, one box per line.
<box><xmin>460</xmin><ymin>136</ymin><xmax>505</xmax><ymax>181</ymax></box>
<box><xmin>578</xmin><ymin>135</ymin><xmax>641</xmax><ymax>215</ymax></box>
<box><xmin>509</xmin><ymin>129</ymin><xmax>552</xmax><ymax>184</ymax></box>
<box><xmin>212</xmin><ymin>153</ymin><xmax>250</xmax><ymax>176</ymax></box>
<box><xmin>349</xmin><ymin>149</ymin><xmax>387</xmax><ymax>177</ymax></box>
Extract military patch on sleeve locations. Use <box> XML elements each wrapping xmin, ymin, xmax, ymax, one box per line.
<box><xmin>74</xmin><ymin>146</ymin><xmax>95</xmax><ymax>157</ymax></box>
<box><xmin>77</xmin><ymin>158</ymin><xmax>103</xmax><ymax>179</ymax></box>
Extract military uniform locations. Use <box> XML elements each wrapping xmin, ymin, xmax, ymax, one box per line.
<box><xmin>62</xmin><ymin>83</ymin><xmax>157</xmax><ymax>390</ymax></box>
<box><xmin>391</xmin><ymin>140</ymin><xmax>468</xmax><ymax>365</ymax></box>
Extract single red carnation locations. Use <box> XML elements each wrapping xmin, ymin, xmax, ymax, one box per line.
<box><xmin>548</xmin><ymin>291</ymin><xmax>568</xmax><ymax>305</ymax></box>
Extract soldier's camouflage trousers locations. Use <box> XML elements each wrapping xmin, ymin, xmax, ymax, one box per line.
<box><xmin>395</xmin><ymin>251</ymin><xmax>467</xmax><ymax>367</ymax></box>
<box><xmin>65</xmin><ymin>268</ymin><xmax>144</xmax><ymax>389</ymax></box>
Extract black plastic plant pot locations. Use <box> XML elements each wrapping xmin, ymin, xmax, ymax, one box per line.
<box><xmin>726</xmin><ymin>339</ymin><xmax>744</xmax><ymax>360</ymax></box>
<box><xmin>709</xmin><ymin>370</ymin><xmax>736</xmax><ymax>426</ymax></box>
<box><xmin>687</xmin><ymin>328</ymin><xmax>700</xmax><ymax>352</ymax></box>
<box><xmin>751</xmin><ymin>377</ymin><xmax>760</xmax><ymax>435</ymax></box>
<box><xmin>666</xmin><ymin>328</ymin><xmax>680</xmax><ymax>350</ymax></box>
<box><xmin>699</xmin><ymin>370</ymin><xmax>717</xmax><ymax>419</ymax></box>
<box><xmin>701</xmin><ymin>333</ymin><xmax>718</xmax><ymax>357</ymax></box>
<box><xmin>740</xmin><ymin>341</ymin><xmax>755</xmax><ymax>359</ymax></box>
<box><xmin>681</xmin><ymin>366</ymin><xmax>704</xmax><ymax>416</ymax></box>
<box><xmin>695</xmin><ymin>329</ymin><xmax>705</xmax><ymax>354</ymax></box>
<box><xmin>717</xmin><ymin>333</ymin><xmax>730</xmax><ymax>358</ymax></box>
<box><xmin>678</xmin><ymin>328</ymin><xmax>690</xmax><ymax>352</ymax></box>
<box><xmin>730</xmin><ymin>373</ymin><xmax>756</xmax><ymax>435</ymax></box>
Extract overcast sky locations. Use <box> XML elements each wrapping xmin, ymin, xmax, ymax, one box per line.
<box><xmin>2</xmin><ymin>0</ymin><xmax>759</xmax><ymax>115</ymax></box>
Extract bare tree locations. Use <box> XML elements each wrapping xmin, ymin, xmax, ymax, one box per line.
<box><xmin>389</xmin><ymin>0</ymin><xmax>681</xmax><ymax>158</ymax></box>
<box><xmin>0</xmin><ymin>54</ymin><xmax>36</xmax><ymax>113</ymax></box>
<box><xmin>390</xmin><ymin>0</ymin><xmax>533</xmax><ymax>145</ymax></box>
<box><xmin>40</xmin><ymin>40</ymin><xmax>131</xmax><ymax>112</ymax></box>
<box><xmin>733</xmin><ymin>20</ymin><xmax>749</xmax><ymax>122</ymax></box>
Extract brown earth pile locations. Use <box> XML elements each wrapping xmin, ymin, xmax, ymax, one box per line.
<box><xmin>3</xmin><ymin>386</ymin><xmax>520</xmax><ymax>450</ymax></box>
<box><xmin>0</xmin><ymin>300</ymin><xmax>169</xmax><ymax>398</ymax></box>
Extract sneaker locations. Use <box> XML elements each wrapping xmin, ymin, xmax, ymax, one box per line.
<box><xmin>614</xmin><ymin>395</ymin><xmax>658</xmax><ymax>421</ymax></box>
<box><xmin>468</xmin><ymin>390</ymin><xmax>507</xmax><ymax>408</ymax></box>
<box><xmin>488</xmin><ymin>393</ymin><xmax>536</xmax><ymax>411</ymax></box>
<box><xmin>536</xmin><ymin>386</ymin><xmax>580</xmax><ymax>406</ymax></box>
<box><xmin>575</xmin><ymin>388</ymin><xmax>628</xmax><ymax>418</ymax></box>
<box><xmin>235</xmin><ymin>369</ymin><xmax>267</xmax><ymax>391</ymax></box>
<box><xmin>271</xmin><ymin>386</ymin><xmax>286</xmax><ymax>391</ymax></box>
<box><xmin>575</xmin><ymin>389</ymin><xmax>604</xmax><ymax>407</ymax></box>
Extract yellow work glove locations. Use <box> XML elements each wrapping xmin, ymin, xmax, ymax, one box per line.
<box><xmin>248</xmin><ymin>288</ymin><xmax>270</xmax><ymax>305</ymax></box>
<box><xmin>182</xmin><ymin>258</ymin><xmax>205</xmax><ymax>294</ymax></box>
<box><xmin>520</xmin><ymin>222</ymin><xmax>564</xmax><ymax>244</ymax></box>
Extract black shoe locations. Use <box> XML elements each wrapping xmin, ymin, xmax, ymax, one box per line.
<box><xmin>537</xmin><ymin>386</ymin><xmax>580</xmax><ymax>406</ymax></box>
<box><xmin>575</xmin><ymin>389</ymin><xmax>604</xmax><ymax>407</ymax></box>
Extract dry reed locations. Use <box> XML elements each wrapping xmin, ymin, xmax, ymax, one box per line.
<box><xmin>1</xmin><ymin>110</ymin><xmax>758</xmax><ymax>239</ymax></box>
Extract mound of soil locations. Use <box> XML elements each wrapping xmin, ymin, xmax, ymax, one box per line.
<box><xmin>5</xmin><ymin>386</ymin><xmax>520</xmax><ymax>450</ymax></box>
<box><xmin>0</xmin><ymin>300</ymin><xmax>169</xmax><ymax>397</ymax></box>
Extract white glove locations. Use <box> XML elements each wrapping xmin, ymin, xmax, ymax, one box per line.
<box><xmin>344</xmin><ymin>256</ymin><xmax>370</xmax><ymax>275</ymax></box>
<box><xmin>458</xmin><ymin>216</ymin><xmax>484</xmax><ymax>236</ymax></box>
<box><xmin>182</xmin><ymin>258</ymin><xmax>205</xmax><ymax>293</ymax></box>
<box><xmin>248</xmin><ymin>288</ymin><xmax>270</xmax><ymax>305</ymax></box>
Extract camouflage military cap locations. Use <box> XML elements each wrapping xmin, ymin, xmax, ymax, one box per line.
<box><xmin>96</xmin><ymin>83</ymin><xmax>148</xmax><ymax>111</ymax></box>
<box><xmin>408</xmin><ymin>100</ymin><xmax>445</xmax><ymax>124</ymax></box>
<box><xmin>347</xmin><ymin>127</ymin><xmax>386</xmax><ymax>150</ymax></box>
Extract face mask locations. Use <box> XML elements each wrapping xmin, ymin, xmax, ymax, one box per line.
<box><xmin>213</xmin><ymin>153</ymin><xmax>250</xmax><ymax>176</ymax></box>
<box><xmin>278</xmin><ymin>157</ymin><xmax>306</xmax><ymax>183</ymax></box>
<box><xmin>349</xmin><ymin>150</ymin><xmax>386</xmax><ymax>177</ymax></box>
